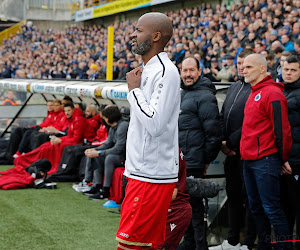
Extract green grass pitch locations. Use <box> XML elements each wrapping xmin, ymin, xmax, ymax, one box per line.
<box><xmin>0</xmin><ymin>165</ymin><xmax>120</xmax><ymax>250</ymax></box>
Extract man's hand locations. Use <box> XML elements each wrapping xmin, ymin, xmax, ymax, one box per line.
<box><xmin>126</xmin><ymin>67</ymin><xmax>143</xmax><ymax>92</ymax></box>
<box><xmin>211</xmin><ymin>68</ymin><xmax>219</xmax><ymax>75</ymax></box>
<box><xmin>231</xmin><ymin>67</ymin><xmax>237</xmax><ymax>76</ymax></box>
<box><xmin>50</xmin><ymin>136</ymin><xmax>61</xmax><ymax>145</ymax></box>
<box><xmin>45</xmin><ymin>126</ymin><xmax>59</xmax><ymax>134</ymax></box>
<box><xmin>171</xmin><ymin>188</ymin><xmax>178</xmax><ymax>201</ymax></box>
<box><xmin>221</xmin><ymin>141</ymin><xmax>236</xmax><ymax>156</ymax></box>
<box><xmin>282</xmin><ymin>161</ymin><xmax>292</xmax><ymax>175</ymax></box>
<box><xmin>39</xmin><ymin>127</ymin><xmax>46</xmax><ymax>132</ymax></box>
<box><xmin>85</xmin><ymin>148</ymin><xmax>99</xmax><ymax>158</ymax></box>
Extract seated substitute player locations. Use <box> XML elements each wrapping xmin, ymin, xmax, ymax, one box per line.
<box><xmin>82</xmin><ymin>105</ymin><xmax>128</xmax><ymax>199</ymax></box>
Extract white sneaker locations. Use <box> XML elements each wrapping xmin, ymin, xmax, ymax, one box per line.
<box><xmin>239</xmin><ymin>245</ymin><xmax>249</xmax><ymax>250</ymax></box>
<box><xmin>209</xmin><ymin>240</ymin><xmax>241</xmax><ymax>250</ymax></box>
<box><xmin>72</xmin><ymin>180</ymin><xmax>93</xmax><ymax>193</ymax></box>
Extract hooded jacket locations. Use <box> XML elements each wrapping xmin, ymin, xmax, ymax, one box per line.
<box><xmin>240</xmin><ymin>75</ymin><xmax>292</xmax><ymax>163</ymax></box>
<box><xmin>284</xmin><ymin>78</ymin><xmax>300</xmax><ymax>166</ymax></box>
<box><xmin>179</xmin><ymin>76</ymin><xmax>222</xmax><ymax>174</ymax></box>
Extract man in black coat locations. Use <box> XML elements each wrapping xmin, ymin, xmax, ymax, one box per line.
<box><xmin>210</xmin><ymin>49</ymin><xmax>257</xmax><ymax>250</ymax></box>
<box><xmin>281</xmin><ymin>55</ymin><xmax>300</xmax><ymax>250</ymax></box>
<box><xmin>178</xmin><ymin>57</ymin><xmax>222</xmax><ymax>250</ymax></box>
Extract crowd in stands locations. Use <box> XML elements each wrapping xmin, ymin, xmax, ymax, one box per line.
<box><xmin>0</xmin><ymin>0</ymin><xmax>298</xmax><ymax>83</ymax></box>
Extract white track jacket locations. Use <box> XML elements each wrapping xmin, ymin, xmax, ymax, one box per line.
<box><xmin>124</xmin><ymin>52</ymin><xmax>181</xmax><ymax>183</ymax></box>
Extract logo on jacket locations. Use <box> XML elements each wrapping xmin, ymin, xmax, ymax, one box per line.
<box><xmin>142</xmin><ymin>77</ymin><xmax>148</xmax><ymax>88</ymax></box>
<box><xmin>254</xmin><ymin>92</ymin><xmax>261</xmax><ymax>102</ymax></box>
<box><xmin>170</xmin><ymin>223</ymin><xmax>177</xmax><ymax>231</ymax></box>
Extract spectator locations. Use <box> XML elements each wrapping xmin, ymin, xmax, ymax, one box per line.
<box><xmin>116</xmin><ymin>59</ymin><xmax>127</xmax><ymax>80</ymax></box>
<box><xmin>87</xmin><ymin>63</ymin><xmax>100</xmax><ymax>80</ymax></box>
<box><xmin>2</xmin><ymin>90</ymin><xmax>18</xmax><ymax>105</ymax></box>
<box><xmin>212</xmin><ymin>49</ymin><xmax>257</xmax><ymax>250</ymax></box>
<box><xmin>178</xmin><ymin>57</ymin><xmax>222</xmax><ymax>249</ymax></box>
<box><xmin>281</xmin><ymin>34</ymin><xmax>296</xmax><ymax>52</ymax></box>
<box><xmin>214</xmin><ymin>55</ymin><xmax>235</xmax><ymax>82</ymax></box>
<box><xmin>174</xmin><ymin>43</ymin><xmax>185</xmax><ymax>66</ymax></box>
<box><xmin>266</xmin><ymin>54</ymin><xmax>279</xmax><ymax>80</ymax></box>
<box><xmin>281</xmin><ymin>55</ymin><xmax>300</xmax><ymax>250</ymax></box>
<box><xmin>78</xmin><ymin>62</ymin><xmax>88</xmax><ymax>80</ymax></box>
<box><xmin>240</xmin><ymin>54</ymin><xmax>292</xmax><ymax>250</ymax></box>
<box><xmin>203</xmin><ymin>57</ymin><xmax>220</xmax><ymax>82</ymax></box>
<box><xmin>294</xmin><ymin>38</ymin><xmax>300</xmax><ymax>54</ymax></box>
<box><xmin>69</xmin><ymin>61</ymin><xmax>80</xmax><ymax>79</ymax></box>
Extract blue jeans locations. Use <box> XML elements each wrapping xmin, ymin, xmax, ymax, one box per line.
<box><xmin>243</xmin><ymin>154</ymin><xmax>291</xmax><ymax>250</ymax></box>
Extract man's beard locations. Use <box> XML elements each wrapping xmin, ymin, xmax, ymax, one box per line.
<box><xmin>132</xmin><ymin>38</ymin><xmax>151</xmax><ymax>55</ymax></box>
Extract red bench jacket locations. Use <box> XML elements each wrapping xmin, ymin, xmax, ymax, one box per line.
<box><xmin>240</xmin><ymin>75</ymin><xmax>292</xmax><ymax>163</ymax></box>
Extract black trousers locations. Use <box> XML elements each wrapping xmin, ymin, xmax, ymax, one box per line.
<box><xmin>181</xmin><ymin>169</ymin><xmax>208</xmax><ymax>250</ymax></box>
<box><xmin>29</xmin><ymin>132</ymin><xmax>51</xmax><ymax>151</ymax></box>
<box><xmin>46</xmin><ymin>144</ymin><xmax>94</xmax><ymax>182</ymax></box>
<box><xmin>7</xmin><ymin>127</ymin><xmax>33</xmax><ymax>155</ymax></box>
<box><xmin>281</xmin><ymin>165</ymin><xmax>300</xmax><ymax>250</ymax></box>
<box><xmin>224</xmin><ymin>154</ymin><xmax>256</xmax><ymax>247</ymax></box>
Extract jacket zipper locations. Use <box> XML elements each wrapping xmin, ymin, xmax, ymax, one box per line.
<box><xmin>225</xmin><ymin>82</ymin><xmax>244</xmax><ymax>132</ymax></box>
<box><xmin>257</xmin><ymin>135</ymin><xmax>260</xmax><ymax>156</ymax></box>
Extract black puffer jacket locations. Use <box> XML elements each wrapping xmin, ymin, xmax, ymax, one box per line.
<box><xmin>179</xmin><ymin>76</ymin><xmax>222</xmax><ymax>174</ymax></box>
<box><xmin>284</xmin><ymin>78</ymin><xmax>300</xmax><ymax>166</ymax></box>
<box><xmin>220</xmin><ymin>80</ymin><xmax>251</xmax><ymax>152</ymax></box>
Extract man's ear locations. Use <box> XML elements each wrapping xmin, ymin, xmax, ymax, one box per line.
<box><xmin>153</xmin><ymin>32</ymin><xmax>161</xmax><ymax>42</ymax></box>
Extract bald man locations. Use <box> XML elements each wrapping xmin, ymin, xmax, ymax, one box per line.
<box><xmin>240</xmin><ymin>54</ymin><xmax>292</xmax><ymax>250</ymax></box>
<box><xmin>116</xmin><ymin>13</ymin><xmax>181</xmax><ymax>250</ymax></box>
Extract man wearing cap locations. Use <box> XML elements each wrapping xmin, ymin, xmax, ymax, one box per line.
<box><xmin>213</xmin><ymin>55</ymin><xmax>235</xmax><ymax>82</ymax></box>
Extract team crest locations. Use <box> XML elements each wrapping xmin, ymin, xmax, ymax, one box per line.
<box><xmin>254</xmin><ymin>92</ymin><xmax>261</xmax><ymax>101</ymax></box>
